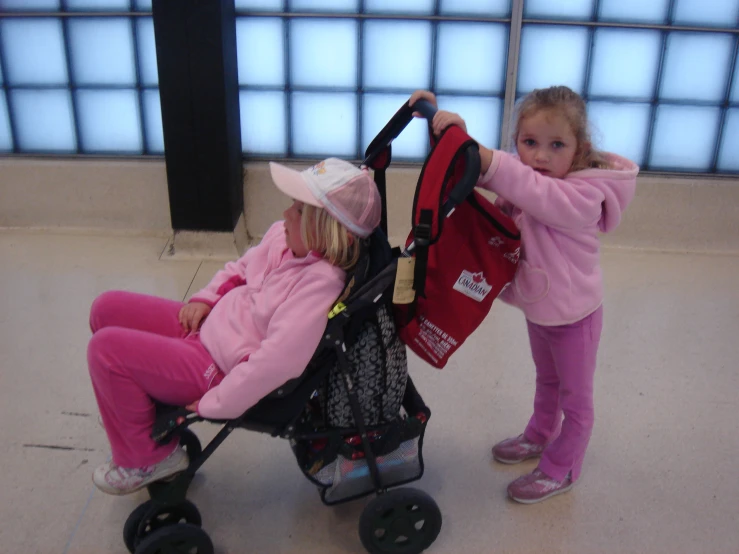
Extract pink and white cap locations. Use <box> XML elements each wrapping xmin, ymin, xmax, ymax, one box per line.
<box><xmin>269</xmin><ymin>158</ymin><xmax>381</xmax><ymax>238</ymax></box>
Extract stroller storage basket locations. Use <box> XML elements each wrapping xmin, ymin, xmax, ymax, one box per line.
<box><xmin>290</xmin><ymin>378</ymin><xmax>430</xmax><ymax>505</ymax></box>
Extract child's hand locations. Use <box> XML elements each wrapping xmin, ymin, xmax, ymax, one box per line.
<box><xmin>185</xmin><ymin>400</ymin><xmax>199</xmax><ymax>413</ymax></box>
<box><xmin>409</xmin><ymin>90</ymin><xmax>438</xmax><ymax>116</ymax></box>
<box><xmin>178</xmin><ymin>302</ymin><xmax>212</xmax><ymax>332</ymax></box>
<box><xmin>431</xmin><ymin>110</ymin><xmax>467</xmax><ymax>135</ymax></box>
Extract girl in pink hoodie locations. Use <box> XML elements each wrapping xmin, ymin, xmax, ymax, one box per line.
<box><xmin>88</xmin><ymin>158</ymin><xmax>381</xmax><ymax>495</ymax></box>
<box><xmin>410</xmin><ymin>87</ymin><xmax>638</xmax><ymax>503</ymax></box>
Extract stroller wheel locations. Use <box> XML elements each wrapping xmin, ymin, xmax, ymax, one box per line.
<box><xmin>178</xmin><ymin>428</ymin><xmax>202</xmax><ymax>464</ymax></box>
<box><xmin>123</xmin><ymin>499</ymin><xmax>202</xmax><ymax>553</ymax></box>
<box><xmin>133</xmin><ymin>523</ymin><xmax>213</xmax><ymax>554</ymax></box>
<box><xmin>359</xmin><ymin>488</ymin><xmax>442</xmax><ymax>554</ymax></box>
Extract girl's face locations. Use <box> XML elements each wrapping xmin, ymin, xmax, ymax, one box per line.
<box><xmin>283</xmin><ymin>200</ymin><xmax>310</xmax><ymax>257</ymax></box>
<box><xmin>516</xmin><ymin>109</ymin><xmax>578</xmax><ymax>179</ymax></box>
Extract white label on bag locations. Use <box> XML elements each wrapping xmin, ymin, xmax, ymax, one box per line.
<box><xmin>416</xmin><ymin>316</ymin><xmax>458</xmax><ymax>363</ymax></box>
<box><xmin>453</xmin><ymin>270</ymin><xmax>493</xmax><ymax>302</ymax></box>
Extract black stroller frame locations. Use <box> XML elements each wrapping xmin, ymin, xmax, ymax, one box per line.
<box><xmin>120</xmin><ymin>101</ymin><xmax>481</xmax><ymax>554</ymax></box>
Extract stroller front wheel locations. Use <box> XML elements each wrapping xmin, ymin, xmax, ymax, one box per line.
<box><xmin>123</xmin><ymin>499</ymin><xmax>202</xmax><ymax>553</ymax></box>
<box><xmin>359</xmin><ymin>488</ymin><xmax>442</xmax><ymax>554</ymax></box>
<box><xmin>133</xmin><ymin>523</ymin><xmax>213</xmax><ymax>554</ymax></box>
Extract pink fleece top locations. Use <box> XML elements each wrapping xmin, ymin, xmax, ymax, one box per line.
<box><xmin>190</xmin><ymin>221</ymin><xmax>346</xmax><ymax>419</ymax></box>
<box><xmin>480</xmin><ymin>151</ymin><xmax>638</xmax><ymax>326</ymax></box>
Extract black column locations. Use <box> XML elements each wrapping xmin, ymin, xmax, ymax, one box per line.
<box><xmin>153</xmin><ymin>0</ymin><xmax>243</xmax><ymax>232</ymax></box>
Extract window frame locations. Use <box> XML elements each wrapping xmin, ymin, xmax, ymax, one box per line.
<box><xmin>0</xmin><ymin>2</ymin><xmax>159</xmax><ymax>157</ymax></box>
<box><xmin>1</xmin><ymin>0</ymin><xmax>738</xmax><ymax>176</ymax></box>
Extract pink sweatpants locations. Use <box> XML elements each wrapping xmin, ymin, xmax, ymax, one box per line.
<box><xmin>523</xmin><ymin>306</ymin><xmax>603</xmax><ymax>482</ymax></box>
<box><xmin>87</xmin><ymin>291</ymin><xmax>223</xmax><ymax>468</ymax></box>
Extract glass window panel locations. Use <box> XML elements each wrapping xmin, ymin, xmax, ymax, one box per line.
<box><xmin>731</xmin><ymin>54</ymin><xmax>739</xmax><ymax>103</ymax></box>
<box><xmin>364</xmin><ymin>21</ymin><xmax>432</xmax><ymax>90</ymax></box>
<box><xmin>0</xmin><ymin>0</ymin><xmax>60</xmax><ymax>9</ymax></box>
<box><xmin>136</xmin><ymin>18</ymin><xmax>158</xmax><ymax>86</ymax></box>
<box><xmin>717</xmin><ymin>109</ymin><xmax>739</xmax><ymax>172</ymax></box>
<box><xmin>660</xmin><ymin>33</ymin><xmax>733</xmax><ymax>102</ymax></box>
<box><xmin>589</xmin><ymin>29</ymin><xmax>660</xmax><ymax>99</ymax></box>
<box><xmin>67</xmin><ymin>0</ymin><xmax>130</xmax><ymax>9</ymax></box>
<box><xmin>76</xmin><ymin>89</ymin><xmax>142</xmax><ymax>153</ymax></box>
<box><xmin>240</xmin><ymin>91</ymin><xmax>286</xmax><ymax>155</ymax></box>
<box><xmin>235</xmin><ymin>0</ymin><xmax>283</xmax><ymax>9</ymax></box>
<box><xmin>236</xmin><ymin>18</ymin><xmax>284</xmax><ymax>86</ymax></box>
<box><xmin>291</xmin><ymin>0</ymin><xmax>359</xmax><ymax>11</ymax></box>
<box><xmin>440</xmin><ymin>0</ymin><xmax>510</xmax><ymax>16</ymax></box>
<box><xmin>290</xmin><ymin>19</ymin><xmax>357</xmax><ymax>87</ymax></box>
<box><xmin>587</xmin><ymin>102</ymin><xmax>650</xmax><ymax>166</ymax></box>
<box><xmin>436</xmin><ymin>23</ymin><xmax>507</xmax><ymax>94</ymax></box>
<box><xmin>69</xmin><ymin>18</ymin><xmax>136</xmax><ymax>86</ymax></box>
<box><xmin>524</xmin><ymin>0</ymin><xmax>594</xmax><ymax>19</ymax></box>
<box><xmin>518</xmin><ymin>26</ymin><xmax>588</xmax><ymax>94</ymax></box>
<box><xmin>292</xmin><ymin>92</ymin><xmax>356</xmax><ymax>157</ymax></box>
<box><xmin>362</xmin><ymin>94</ymin><xmax>428</xmax><ymax>160</ymax></box>
<box><xmin>143</xmin><ymin>89</ymin><xmax>164</xmax><ymax>154</ymax></box>
<box><xmin>650</xmin><ymin>106</ymin><xmax>721</xmax><ymax>171</ymax></box>
<box><xmin>12</xmin><ymin>89</ymin><xmax>76</xmax><ymax>152</ymax></box>
<box><xmin>0</xmin><ymin>19</ymin><xmax>68</xmax><ymax>86</ymax></box>
<box><xmin>365</xmin><ymin>0</ymin><xmax>434</xmax><ymax>13</ymax></box>
<box><xmin>0</xmin><ymin>60</ymin><xmax>3</xmax><ymax>85</ymax></box>
<box><xmin>673</xmin><ymin>0</ymin><xmax>739</xmax><ymax>27</ymax></box>
<box><xmin>438</xmin><ymin>95</ymin><xmax>502</xmax><ymax>149</ymax></box>
<box><xmin>0</xmin><ymin>91</ymin><xmax>12</xmax><ymax>152</ymax></box>
<box><xmin>135</xmin><ymin>0</ymin><xmax>152</xmax><ymax>9</ymax></box>
<box><xmin>599</xmin><ymin>0</ymin><xmax>669</xmax><ymax>23</ymax></box>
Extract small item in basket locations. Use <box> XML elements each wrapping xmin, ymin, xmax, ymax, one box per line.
<box><xmin>393</xmin><ymin>258</ymin><xmax>416</xmax><ymax>304</ymax></box>
<box><xmin>308</xmin><ymin>459</ymin><xmax>326</xmax><ymax>475</ymax></box>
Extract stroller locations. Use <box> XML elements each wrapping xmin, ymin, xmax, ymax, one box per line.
<box><xmin>120</xmin><ymin>100</ymin><xmax>481</xmax><ymax>554</ymax></box>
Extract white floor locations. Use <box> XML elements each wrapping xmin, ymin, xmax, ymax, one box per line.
<box><xmin>1</xmin><ymin>229</ymin><xmax>737</xmax><ymax>554</ymax></box>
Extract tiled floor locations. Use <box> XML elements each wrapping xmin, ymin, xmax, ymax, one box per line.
<box><xmin>1</xmin><ymin>229</ymin><xmax>737</xmax><ymax>554</ymax></box>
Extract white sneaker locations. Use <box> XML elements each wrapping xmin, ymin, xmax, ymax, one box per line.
<box><xmin>92</xmin><ymin>447</ymin><xmax>189</xmax><ymax>495</ymax></box>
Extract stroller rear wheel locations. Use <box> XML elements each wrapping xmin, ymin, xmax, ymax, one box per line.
<box><xmin>359</xmin><ymin>488</ymin><xmax>442</xmax><ymax>554</ymax></box>
<box><xmin>123</xmin><ymin>499</ymin><xmax>202</xmax><ymax>553</ymax></box>
<box><xmin>133</xmin><ymin>523</ymin><xmax>213</xmax><ymax>554</ymax></box>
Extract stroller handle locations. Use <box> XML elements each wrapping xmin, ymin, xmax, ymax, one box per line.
<box><xmin>363</xmin><ymin>99</ymin><xmax>436</xmax><ymax>167</ymax></box>
<box><xmin>409</xmin><ymin>99</ymin><xmax>438</xmax><ymax>120</ymax></box>
<box><xmin>363</xmin><ymin>98</ymin><xmax>481</xmax><ymax>254</ymax></box>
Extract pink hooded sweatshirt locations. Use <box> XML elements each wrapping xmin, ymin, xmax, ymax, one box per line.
<box><xmin>480</xmin><ymin>150</ymin><xmax>638</xmax><ymax>326</ymax></box>
<box><xmin>190</xmin><ymin>222</ymin><xmax>345</xmax><ymax>419</ymax></box>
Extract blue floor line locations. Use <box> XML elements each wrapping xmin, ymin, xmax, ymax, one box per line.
<box><xmin>61</xmin><ymin>485</ymin><xmax>96</xmax><ymax>554</ymax></box>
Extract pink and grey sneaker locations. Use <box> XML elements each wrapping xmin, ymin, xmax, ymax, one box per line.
<box><xmin>92</xmin><ymin>447</ymin><xmax>189</xmax><ymax>495</ymax></box>
<box><xmin>492</xmin><ymin>434</ymin><xmax>545</xmax><ymax>464</ymax></box>
<box><xmin>507</xmin><ymin>468</ymin><xmax>573</xmax><ymax>504</ymax></box>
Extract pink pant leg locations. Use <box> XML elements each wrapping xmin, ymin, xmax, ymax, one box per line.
<box><xmin>88</xmin><ymin>327</ymin><xmax>222</xmax><ymax>468</ymax></box>
<box><xmin>87</xmin><ymin>290</ymin><xmax>221</xmax><ymax>467</ymax></box>
<box><xmin>523</xmin><ymin>322</ymin><xmax>563</xmax><ymax>446</ymax></box>
<box><xmin>536</xmin><ymin>307</ymin><xmax>603</xmax><ymax>482</ymax></box>
<box><xmin>90</xmin><ymin>290</ymin><xmax>186</xmax><ymax>337</ymax></box>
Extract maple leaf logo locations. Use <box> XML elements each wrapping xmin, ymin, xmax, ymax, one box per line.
<box><xmin>472</xmin><ymin>272</ymin><xmax>484</xmax><ymax>283</ymax></box>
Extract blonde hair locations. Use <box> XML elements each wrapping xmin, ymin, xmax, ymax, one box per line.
<box><xmin>512</xmin><ymin>86</ymin><xmax>609</xmax><ymax>172</ymax></box>
<box><xmin>300</xmin><ymin>205</ymin><xmax>361</xmax><ymax>271</ymax></box>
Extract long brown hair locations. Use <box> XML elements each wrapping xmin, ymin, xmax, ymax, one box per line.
<box><xmin>512</xmin><ymin>86</ymin><xmax>609</xmax><ymax>172</ymax></box>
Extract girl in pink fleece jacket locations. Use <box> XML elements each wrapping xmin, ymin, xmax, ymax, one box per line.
<box><xmin>88</xmin><ymin>157</ymin><xmax>381</xmax><ymax>495</ymax></box>
<box><xmin>410</xmin><ymin>87</ymin><xmax>638</xmax><ymax>504</ymax></box>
